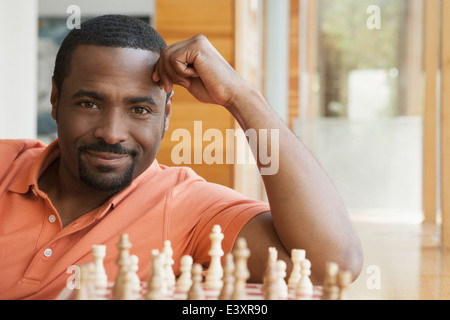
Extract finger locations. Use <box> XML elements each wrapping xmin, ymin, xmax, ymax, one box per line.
<box><xmin>161</xmin><ymin>59</ymin><xmax>194</xmax><ymax>89</ymax></box>
<box><xmin>152</xmin><ymin>69</ymin><xmax>160</xmax><ymax>83</ymax></box>
<box><xmin>174</xmin><ymin>60</ymin><xmax>200</xmax><ymax>78</ymax></box>
<box><xmin>158</xmin><ymin>70</ymin><xmax>191</xmax><ymax>91</ymax></box>
<box><xmin>158</xmin><ymin>76</ymin><xmax>174</xmax><ymax>93</ymax></box>
<box><xmin>153</xmin><ymin>57</ymin><xmax>177</xmax><ymax>92</ymax></box>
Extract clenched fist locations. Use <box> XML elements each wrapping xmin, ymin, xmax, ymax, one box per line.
<box><xmin>152</xmin><ymin>34</ymin><xmax>248</xmax><ymax>109</ymax></box>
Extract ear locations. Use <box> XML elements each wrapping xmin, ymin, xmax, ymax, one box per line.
<box><xmin>50</xmin><ymin>77</ymin><xmax>59</xmax><ymax>121</ymax></box>
<box><xmin>163</xmin><ymin>91</ymin><xmax>174</xmax><ymax>132</ymax></box>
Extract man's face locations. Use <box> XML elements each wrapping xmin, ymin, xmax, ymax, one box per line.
<box><xmin>51</xmin><ymin>45</ymin><xmax>171</xmax><ymax>193</ymax></box>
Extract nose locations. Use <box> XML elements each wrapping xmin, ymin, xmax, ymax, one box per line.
<box><xmin>93</xmin><ymin>108</ymin><xmax>128</xmax><ymax>145</ymax></box>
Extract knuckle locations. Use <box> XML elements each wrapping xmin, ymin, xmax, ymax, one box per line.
<box><xmin>193</xmin><ymin>34</ymin><xmax>207</xmax><ymax>42</ymax></box>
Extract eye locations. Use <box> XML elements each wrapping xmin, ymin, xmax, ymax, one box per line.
<box><xmin>79</xmin><ymin>101</ymin><xmax>99</xmax><ymax>109</ymax></box>
<box><xmin>130</xmin><ymin>106</ymin><xmax>151</xmax><ymax>115</ymax></box>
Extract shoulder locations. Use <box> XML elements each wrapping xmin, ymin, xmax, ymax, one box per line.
<box><xmin>156</xmin><ymin>164</ymin><xmax>268</xmax><ymax>211</ymax></box>
<box><xmin>0</xmin><ymin>139</ymin><xmax>47</xmax><ymax>179</ymax></box>
<box><xmin>0</xmin><ymin>139</ymin><xmax>46</xmax><ymax>153</ymax></box>
<box><xmin>155</xmin><ymin>163</ymin><xmax>206</xmax><ymax>186</ymax></box>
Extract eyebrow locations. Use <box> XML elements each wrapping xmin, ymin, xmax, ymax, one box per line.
<box><xmin>72</xmin><ymin>89</ymin><xmax>106</xmax><ymax>101</ymax></box>
<box><xmin>123</xmin><ymin>96</ymin><xmax>158</xmax><ymax>107</ymax></box>
<box><xmin>72</xmin><ymin>89</ymin><xmax>158</xmax><ymax>106</ymax></box>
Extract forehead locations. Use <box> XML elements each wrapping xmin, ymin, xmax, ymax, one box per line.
<box><xmin>65</xmin><ymin>45</ymin><xmax>164</xmax><ymax>102</ymax></box>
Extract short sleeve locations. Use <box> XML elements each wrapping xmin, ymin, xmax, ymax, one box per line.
<box><xmin>166</xmin><ymin>170</ymin><xmax>270</xmax><ymax>267</ymax></box>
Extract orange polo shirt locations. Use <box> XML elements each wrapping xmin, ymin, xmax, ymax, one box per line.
<box><xmin>0</xmin><ymin>139</ymin><xmax>269</xmax><ymax>300</ymax></box>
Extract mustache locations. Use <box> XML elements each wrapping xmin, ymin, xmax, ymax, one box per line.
<box><xmin>78</xmin><ymin>140</ymin><xmax>138</xmax><ymax>157</ymax></box>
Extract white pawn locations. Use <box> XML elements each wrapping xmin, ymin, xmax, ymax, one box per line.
<box><xmin>219</xmin><ymin>253</ymin><xmax>235</xmax><ymax>300</ymax></box>
<box><xmin>128</xmin><ymin>255</ymin><xmax>141</xmax><ymax>293</ymax></box>
<box><xmin>146</xmin><ymin>249</ymin><xmax>167</xmax><ymax>300</ymax></box>
<box><xmin>187</xmin><ymin>263</ymin><xmax>205</xmax><ymax>300</ymax></box>
<box><xmin>119</xmin><ymin>271</ymin><xmax>138</xmax><ymax>300</ymax></box>
<box><xmin>162</xmin><ymin>240</ymin><xmax>176</xmax><ymax>290</ymax></box>
<box><xmin>177</xmin><ymin>255</ymin><xmax>193</xmax><ymax>293</ymax></box>
<box><xmin>117</xmin><ymin>255</ymin><xmax>141</xmax><ymax>300</ymax></box>
<box><xmin>288</xmin><ymin>249</ymin><xmax>305</xmax><ymax>290</ymax></box>
<box><xmin>117</xmin><ymin>275</ymin><xmax>136</xmax><ymax>300</ymax></box>
<box><xmin>276</xmin><ymin>260</ymin><xmax>288</xmax><ymax>299</ymax></box>
<box><xmin>91</xmin><ymin>245</ymin><xmax>108</xmax><ymax>298</ymax></box>
<box><xmin>263</xmin><ymin>262</ymin><xmax>281</xmax><ymax>300</ymax></box>
<box><xmin>296</xmin><ymin>259</ymin><xmax>313</xmax><ymax>299</ymax></box>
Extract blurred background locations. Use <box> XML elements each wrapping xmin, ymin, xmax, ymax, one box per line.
<box><xmin>0</xmin><ymin>0</ymin><xmax>449</xmax><ymax>299</ymax></box>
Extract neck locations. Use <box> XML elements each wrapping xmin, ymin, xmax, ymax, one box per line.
<box><xmin>38</xmin><ymin>159</ymin><xmax>115</xmax><ymax>227</ymax></box>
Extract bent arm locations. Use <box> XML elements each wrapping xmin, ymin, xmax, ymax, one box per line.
<box><xmin>230</xmin><ymin>85</ymin><xmax>363</xmax><ymax>284</ymax></box>
<box><xmin>153</xmin><ymin>35</ymin><xmax>363</xmax><ymax>284</ymax></box>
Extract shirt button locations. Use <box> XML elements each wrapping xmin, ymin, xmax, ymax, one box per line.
<box><xmin>48</xmin><ymin>215</ymin><xmax>56</xmax><ymax>223</ymax></box>
<box><xmin>43</xmin><ymin>248</ymin><xmax>53</xmax><ymax>257</ymax></box>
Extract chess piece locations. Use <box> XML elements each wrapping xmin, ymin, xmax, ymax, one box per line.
<box><xmin>187</xmin><ymin>263</ymin><xmax>205</xmax><ymax>300</ymax></box>
<box><xmin>205</xmin><ymin>224</ymin><xmax>224</xmax><ymax>290</ymax></box>
<box><xmin>146</xmin><ymin>249</ymin><xmax>167</xmax><ymax>300</ymax></box>
<box><xmin>118</xmin><ymin>271</ymin><xmax>138</xmax><ymax>300</ymax></box>
<box><xmin>117</xmin><ymin>257</ymin><xmax>140</xmax><ymax>300</ymax></box>
<box><xmin>276</xmin><ymin>260</ymin><xmax>288</xmax><ymax>299</ymax></box>
<box><xmin>73</xmin><ymin>263</ymin><xmax>95</xmax><ymax>300</ymax></box>
<box><xmin>296</xmin><ymin>258</ymin><xmax>313</xmax><ymax>299</ymax></box>
<box><xmin>162</xmin><ymin>240</ymin><xmax>176</xmax><ymax>291</ymax></box>
<box><xmin>219</xmin><ymin>253</ymin><xmax>235</xmax><ymax>300</ymax></box>
<box><xmin>263</xmin><ymin>261</ymin><xmax>281</xmax><ymax>300</ymax></box>
<box><xmin>322</xmin><ymin>262</ymin><xmax>340</xmax><ymax>300</ymax></box>
<box><xmin>288</xmin><ymin>249</ymin><xmax>305</xmax><ymax>290</ymax></box>
<box><xmin>127</xmin><ymin>255</ymin><xmax>141</xmax><ymax>294</ymax></box>
<box><xmin>91</xmin><ymin>244</ymin><xmax>108</xmax><ymax>298</ymax></box>
<box><xmin>113</xmin><ymin>234</ymin><xmax>132</xmax><ymax>298</ymax></box>
<box><xmin>337</xmin><ymin>270</ymin><xmax>352</xmax><ymax>300</ymax></box>
<box><xmin>263</xmin><ymin>247</ymin><xmax>278</xmax><ymax>291</ymax></box>
<box><xmin>231</xmin><ymin>238</ymin><xmax>250</xmax><ymax>300</ymax></box>
<box><xmin>177</xmin><ymin>255</ymin><xmax>193</xmax><ymax>293</ymax></box>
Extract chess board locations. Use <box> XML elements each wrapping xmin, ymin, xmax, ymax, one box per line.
<box><xmin>56</xmin><ymin>282</ymin><xmax>323</xmax><ymax>300</ymax></box>
<box><xmin>56</xmin><ymin>227</ymin><xmax>349</xmax><ymax>301</ymax></box>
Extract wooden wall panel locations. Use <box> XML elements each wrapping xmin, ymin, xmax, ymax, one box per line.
<box><xmin>441</xmin><ymin>0</ymin><xmax>450</xmax><ymax>248</ymax></box>
<box><xmin>154</xmin><ymin>0</ymin><xmax>235</xmax><ymax>188</ymax></box>
<box><xmin>288</xmin><ymin>0</ymin><xmax>299</xmax><ymax>129</ymax></box>
<box><xmin>422</xmin><ymin>0</ymin><xmax>439</xmax><ymax>223</ymax></box>
<box><xmin>233</xmin><ymin>0</ymin><xmax>265</xmax><ymax>201</ymax></box>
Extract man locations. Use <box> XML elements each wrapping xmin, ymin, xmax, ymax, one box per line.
<box><xmin>0</xmin><ymin>15</ymin><xmax>362</xmax><ymax>299</ymax></box>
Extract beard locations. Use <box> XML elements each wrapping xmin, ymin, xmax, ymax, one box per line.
<box><xmin>77</xmin><ymin>140</ymin><xmax>137</xmax><ymax>193</ymax></box>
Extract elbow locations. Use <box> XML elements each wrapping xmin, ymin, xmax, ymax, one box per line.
<box><xmin>312</xmin><ymin>237</ymin><xmax>364</xmax><ymax>285</ymax></box>
<box><xmin>342</xmin><ymin>241</ymin><xmax>364</xmax><ymax>283</ymax></box>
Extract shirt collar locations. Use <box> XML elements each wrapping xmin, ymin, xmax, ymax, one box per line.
<box><xmin>8</xmin><ymin>139</ymin><xmax>60</xmax><ymax>194</ymax></box>
<box><xmin>108</xmin><ymin>158</ymin><xmax>160</xmax><ymax>208</ymax></box>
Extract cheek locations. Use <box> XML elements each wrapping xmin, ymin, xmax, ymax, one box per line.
<box><xmin>56</xmin><ymin>115</ymin><xmax>90</xmax><ymax>153</ymax></box>
<box><xmin>133</xmin><ymin>127</ymin><xmax>164</xmax><ymax>165</ymax></box>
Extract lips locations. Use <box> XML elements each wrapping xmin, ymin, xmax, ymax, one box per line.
<box><xmin>84</xmin><ymin>150</ymin><xmax>131</xmax><ymax>167</ymax></box>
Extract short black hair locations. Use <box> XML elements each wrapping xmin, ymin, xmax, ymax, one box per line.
<box><xmin>53</xmin><ymin>14</ymin><xmax>167</xmax><ymax>96</ymax></box>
